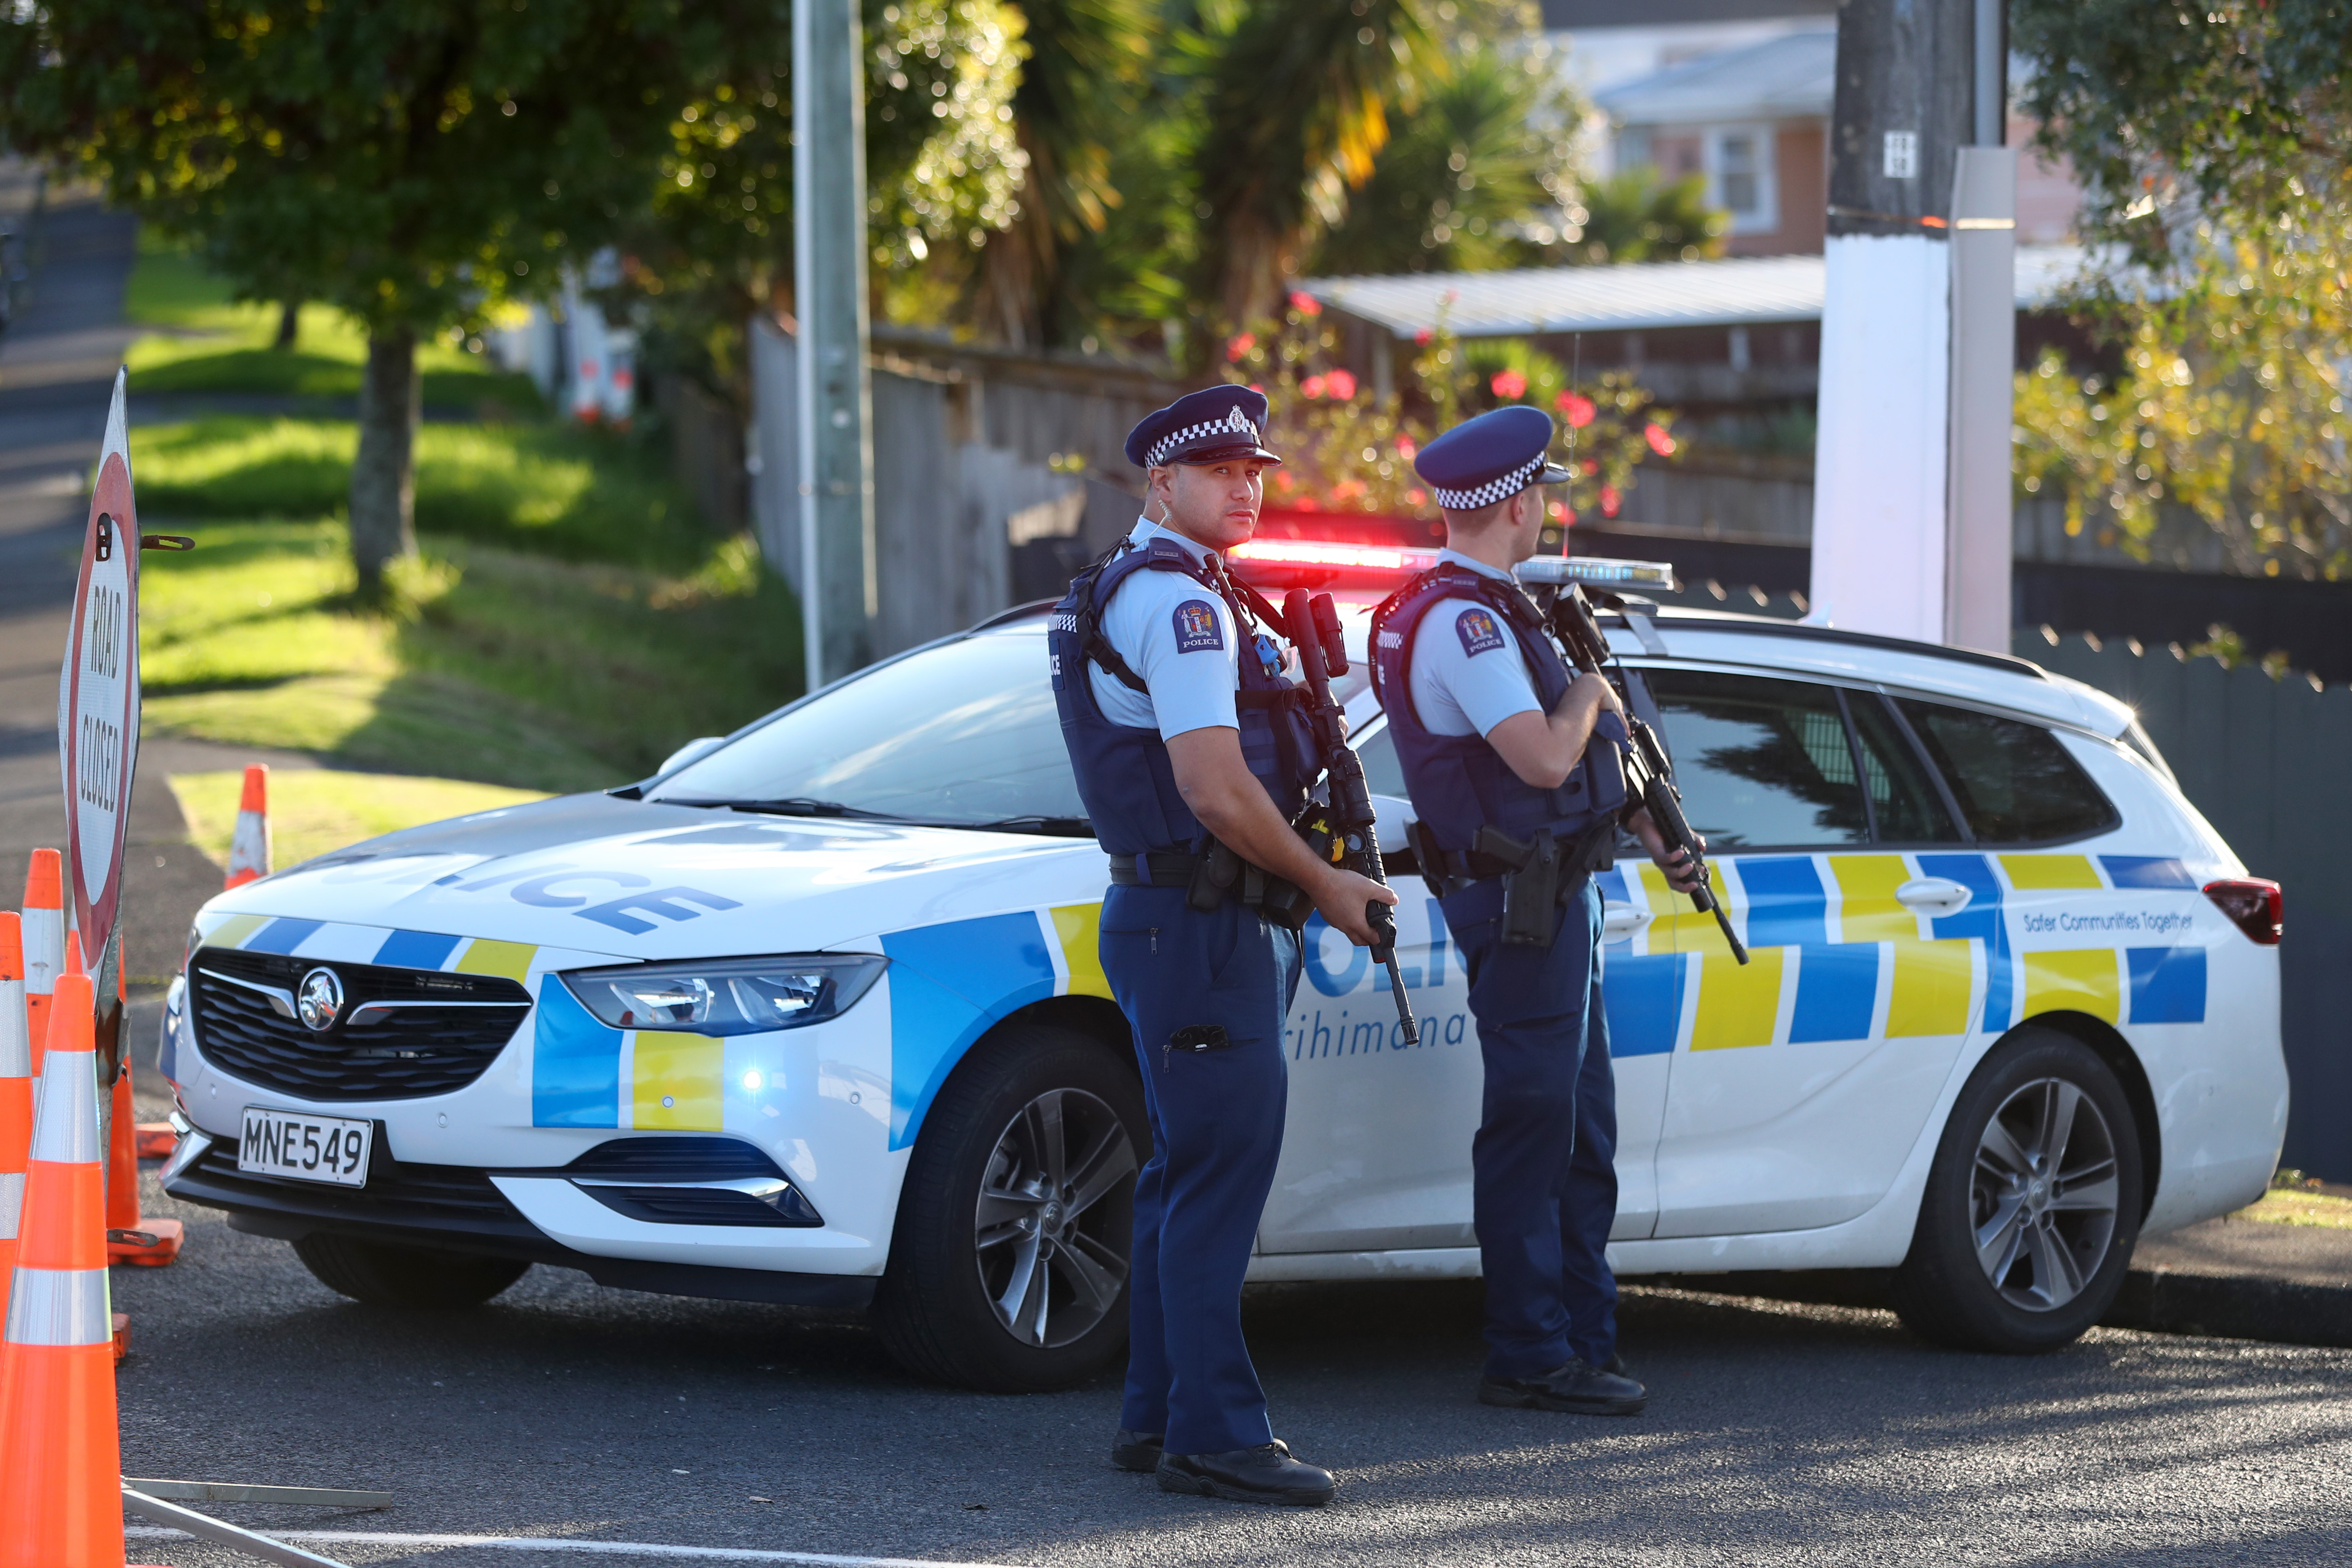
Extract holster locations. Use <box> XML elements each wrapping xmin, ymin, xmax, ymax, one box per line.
<box><xmin>1477</xmin><ymin>826</ymin><xmax>1564</xmax><ymax>947</ymax></box>
<box><xmin>1187</xmin><ymin>836</ymin><xmax>1312</xmax><ymax>930</ymax></box>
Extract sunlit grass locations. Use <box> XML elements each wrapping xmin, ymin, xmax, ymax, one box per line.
<box><xmin>2236</xmin><ymin>1186</ymin><xmax>2352</xmax><ymax>1229</ymax></box>
<box><xmin>171</xmin><ymin>767</ymin><xmax>553</xmax><ymax>872</ymax></box>
<box><xmin>137</xmin><ymin>520</ymin><xmax>800</xmax><ymax>791</ymax></box>
<box><xmin>131</xmin><ymin>418</ymin><xmax>718</xmax><ymax>571</ymax></box>
<box><xmin>124</xmin><ymin>232</ymin><xmax>540</xmax><ymax>412</ymax></box>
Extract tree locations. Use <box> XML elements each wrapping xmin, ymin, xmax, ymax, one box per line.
<box><xmin>0</xmin><ymin>0</ymin><xmax>721</xmax><ymax>595</ymax></box>
<box><xmin>1561</xmin><ymin>168</ymin><xmax>1726</xmax><ymax>264</ymax></box>
<box><xmin>2008</xmin><ymin>1</ymin><xmax>2352</xmax><ymax>576</ymax></box>
<box><xmin>1183</xmin><ymin>0</ymin><xmax>1448</xmax><ymax>327</ymax></box>
<box><xmin>1308</xmin><ymin>33</ymin><xmax>1585</xmax><ymax>277</ymax></box>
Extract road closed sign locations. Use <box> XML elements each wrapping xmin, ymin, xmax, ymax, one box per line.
<box><xmin>60</xmin><ymin>368</ymin><xmax>141</xmax><ymax>961</ymax></box>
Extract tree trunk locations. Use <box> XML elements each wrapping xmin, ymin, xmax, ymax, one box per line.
<box><xmin>350</xmin><ymin>326</ymin><xmax>420</xmax><ymax>600</ymax></box>
<box><xmin>273</xmin><ymin>301</ymin><xmax>300</xmax><ymax>350</ymax></box>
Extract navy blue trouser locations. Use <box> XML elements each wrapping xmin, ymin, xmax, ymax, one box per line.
<box><xmin>1442</xmin><ymin>876</ymin><xmax>1621</xmax><ymax>1379</ymax></box>
<box><xmin>1100</xmin><ymin>883</ymin><xmax>1303</xmax><ymax>1456</ymax></box>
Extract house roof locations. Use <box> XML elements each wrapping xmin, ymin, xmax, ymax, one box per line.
<box><xmin>1303</xmin><ymin>245</ymin><xmax>2098</xmax><ymax>339</ymax></box>
<box><xmin>1594</xmin><ymin>27</ymin><xmax>1836</xmax><ymax>125</ymax></box>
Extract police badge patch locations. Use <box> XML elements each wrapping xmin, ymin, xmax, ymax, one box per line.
<box><xmin>1173</xmin><ymin>599</ymin><xmax>1224</xmax><ymax>653</ymax></box>
<box><xmin>1455</xmin><ymin>607</ymin><xmax>1507</xmax><ymax>656</ymax></box>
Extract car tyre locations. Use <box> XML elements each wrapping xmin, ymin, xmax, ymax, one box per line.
<box><xmin>876</xmin><ymin>1021</ymin><xmax>1146</xmax><ymax>1393</ymax></box>
<box><xmin>1893</xmin><ymin>1026</ymin><xmax>2143</xmax><ymax>1353</ymax></box>
<box><xmin>292</xmin><ymin>1234</ymin><xmax>531</xmax><ymax>1309</ymax></box>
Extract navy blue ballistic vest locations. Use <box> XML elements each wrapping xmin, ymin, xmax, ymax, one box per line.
<box><xmin>1049</xmin><ymin>538</ymin><xmax>1319</xmax><ymax>859</ymax></box>
<box><xmin>1369</xmin><ymin>564</ymin><xmax>1627</xmax><ymax>856</ymax></box>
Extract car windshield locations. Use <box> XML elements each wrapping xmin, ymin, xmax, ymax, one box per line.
<box><xmin>652</xmin><ymin>627</ymin><xmax>1090</xmax><ymax>832</ymax></box>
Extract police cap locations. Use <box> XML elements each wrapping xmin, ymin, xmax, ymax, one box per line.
<box><xmin>1412</xmin><ymin>405</ymin><xmax>1573</xmax><ymax>511</ymax></box>
<box><xmin>1124</xmin><ymin>385</ymin><xmax>1283</xmax><ymax>469</ymax></box>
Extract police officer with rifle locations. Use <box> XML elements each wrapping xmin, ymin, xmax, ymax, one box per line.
<box><xmin>1370</xmin><ymin>406</ymin><xmax>1703</xmax><ymax>1416</ymax></box>
<box><xmin>1049</xmin><ymin>385</ymin><xmax>1394</xmax><ymax>1506</ymax></box>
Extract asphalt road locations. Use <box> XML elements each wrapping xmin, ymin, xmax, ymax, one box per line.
<box><xmin>9</xmin><ymin>173</ymin><xmax>2352</xmax><ymax>1568</ymax></box>
<box><xmin>109</xmin><ymin>1187</ymin><xmax>2352</xmax><ymax>1568</ymax></box>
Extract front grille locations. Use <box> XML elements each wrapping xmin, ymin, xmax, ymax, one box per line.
<box><xmin>188</xmin><ymin>946</ymin><xmax>532</xmax><ymax>1102</ymax></box>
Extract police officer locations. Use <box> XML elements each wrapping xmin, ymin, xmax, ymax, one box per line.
<box><xmin>1049</xmin><ymin>385</ymin><xmax>1393</xmax><ymax>1506</ymax></box>
<box><xmin>1370</xmin><ymin>405</ymin><xmax>1700</xmax><ymax>1415</ymax></box>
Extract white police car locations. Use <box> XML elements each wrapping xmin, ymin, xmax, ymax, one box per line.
<box><xmin>158</xmin><ymin>550</ymin><xmax>2286</xmax><ymax>1389</ymax></box>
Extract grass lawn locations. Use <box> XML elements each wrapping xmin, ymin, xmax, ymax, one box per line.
<box><xmin>138</xmin><ymin>520</ymin><xmax>798</xmax><ymax>792</ymax></box>
<box><xmin>125</xmin><ymin>236</ymin><xmax>803</xmax><ymax>812</ymax></box>
<box><xmin>172</xmin><ymin>769</ymin><xmax>551</xmax><ymax>873</ymax></box>
<box><xmin>126</xmin><ymin>232</ymin><xmax>543</xmax><ymax>414</ymax></box>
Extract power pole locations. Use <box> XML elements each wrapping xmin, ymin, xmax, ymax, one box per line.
<box><xmin>794</xmin><ymin>0</ymin><xmax>877</xmax><ymax>687</ymax></box>
<box><xmin>1808</xmin><ymin>0</ymin><xmax>2015</xmax><ymax>652</ymax></box>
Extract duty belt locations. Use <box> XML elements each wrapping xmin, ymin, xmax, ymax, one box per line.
<box><xmin>1107</xmin><ymin>852</ymin><xmax>1204</xmax><ymax>888</ymax></box>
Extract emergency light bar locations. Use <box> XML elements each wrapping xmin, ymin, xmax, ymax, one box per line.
<box><xmin>1514</xmin><ymin>556</ymin><xmax>1680</xmax><ymax>594</ymax></box>
<box><xmin>1226</xmin><ymin>539</ymin><xmax>1438</xmax><ymax>572</ymax></box>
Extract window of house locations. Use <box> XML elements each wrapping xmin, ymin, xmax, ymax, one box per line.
<box><xmin>1707</xmin><ymin>126</ymin><xmax>1778</xmax><ymax>235</ymax></box>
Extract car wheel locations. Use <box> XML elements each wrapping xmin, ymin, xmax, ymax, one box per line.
<box><xmin>1893</xmin><ymin>1026</ymin><xmax>2143</xmax><ymax>1353</ymax></box>
<box><xmin>875</xmin><ymin>1021</ymin><xmax>1145</xmax><ymax>1393</ymax></box>
<box><xmin>292</xmin><ymin>1234</ymin><xmax>532</xmax><ymax>1309</ymax></box>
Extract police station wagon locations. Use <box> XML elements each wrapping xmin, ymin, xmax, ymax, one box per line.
<box><xmin>157</xmin><ymin>552</ymin><xmax>2288</xmax><ymax>1390</ymax></box>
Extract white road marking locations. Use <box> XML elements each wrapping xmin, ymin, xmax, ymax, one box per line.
<box><xmin>123</xmin><ymin>1526</ymin><xmax>1029</xmax><ymax>1568</ymax></box>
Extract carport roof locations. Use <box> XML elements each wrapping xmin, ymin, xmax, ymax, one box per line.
<box><xmin>1301</xmin><ymin>244</ymin><xmax>2097</xmax><ymax>339</ymax></box>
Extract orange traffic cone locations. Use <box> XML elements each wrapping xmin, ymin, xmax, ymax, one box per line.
<box><xmin>133</xmin><ymin>1125</ymin><xmax>174</xmax><ymax>1161</ymax></box>
<box><xmin>21</xmin><ymin>849</ymin><xmax>60</xmax><ymax>1079</ymax></box>
<box><xmin>0</xmin><ymin>915</ymin><xmax>24</xmax><ymax>1328</ymax></box>
<box><xmin>105</xmin><ymin>957</ymin><xmax>180</xmax><ymax>1268</ymax></box>
<box><xmin>225</xmin><ymin>764</ymin><xmax>270</xmax><ymax>889</ymax></box>
<box><xmin>0</xmin><ymin>971</ymin><xmax>126</xmax><ymax>1568</ymax></box>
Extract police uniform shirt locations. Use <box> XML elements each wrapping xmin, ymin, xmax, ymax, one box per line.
<box><xmin>1091</xmin><ymin>518</ymin><xmax>1243</xmax><ymax>740</ymax></box>
<box><xmin>1406</xmin><ymin>549</ymin><xmax>1545</xmax><ymax>738</ymax></box>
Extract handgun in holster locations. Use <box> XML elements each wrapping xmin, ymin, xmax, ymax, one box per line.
<box><xmin>1476</xmin><ymin>826</ymin><xmax>1564</xmax><ymax>947</ymax></box>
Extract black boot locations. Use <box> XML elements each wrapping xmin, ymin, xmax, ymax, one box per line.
<box><xmin>1110</xmin><ymin>1430</ymin><xmax>1164</xmax><ymax>1473</ymax></box>
<box><xmin>1156</xmin><ymin>1443</ymin><xmax>1336</xmax><ymax>1506</ymax></box>
<box><xmin>1480</xmin><ymin>1357</ymin><xmax>1648</xmax><ymax>1415</ymax></box>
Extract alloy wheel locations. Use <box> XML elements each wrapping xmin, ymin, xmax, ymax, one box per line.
<box><xmin>1971</xmin><ymin>1075</ymin><xmax>2122</xmax><ymax>1311</ymax></box>
<box><xmin>973</xmin><ymin>1087</ymin><xmax>1137</xmax><ymax>1348</ymax></box>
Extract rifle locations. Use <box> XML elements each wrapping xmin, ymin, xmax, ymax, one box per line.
<box><xmin>1283</xmin><ymin>588</ymin><xmax>1420</xmax><ymax>1043</ymax></box>
<box><xmin>1542</xmin><ymin>583</ymin><xmax>1749</xmax><ymax>965</ymax></box>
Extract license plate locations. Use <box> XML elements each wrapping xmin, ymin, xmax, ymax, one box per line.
<box><xmin>238</xmin><ymin>1107</ymin><xmax>373</xmax><ymax>1187</ymax></box>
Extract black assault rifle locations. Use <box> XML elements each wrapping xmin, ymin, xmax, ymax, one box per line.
<box><xmin>1284</xmin><ymin>588</ymin><xmax>1421</xmax><ymax>1043</ymax></box>
<box><xmin>1544</xmin><ymin>583</ymin><xmax>1749</xmax><ymax>965</ymax></box>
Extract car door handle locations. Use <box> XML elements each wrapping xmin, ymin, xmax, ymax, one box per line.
<box><xmin>1601</xmin><ymin>903</ymin><xmax>1654</xmax><ymax>940</ymax></box>
<box><xmin>1895</xmin><ymin>877</ymin><xmax>1972</xmax><ymax>917</ymax></box>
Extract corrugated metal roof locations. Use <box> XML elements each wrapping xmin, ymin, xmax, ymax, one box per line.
<box><xmin>1594</xmin><ymin>29</ymin><xmax>1836</xmax><ymax>125</ymax></box>
<box><xmin>1303</xmin><ymin>245</ymin><xmax>2095</xmax><ymax>338</ymax></box>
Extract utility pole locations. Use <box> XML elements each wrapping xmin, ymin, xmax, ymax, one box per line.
<box><xmin>1808</xmin><ymin>0</ymin><xmax>2015</xmax><ymax>652</ymax></box>
<box><xmin>794</xmin><ymin>0</ymin><xmax>877</xmax><ymax>687</ymax></box>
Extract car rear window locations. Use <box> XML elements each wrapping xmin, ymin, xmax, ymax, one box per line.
<box><xmin>1896</xmin><ymin>699</ymin><xmax>2118</xmax><ymax>844</ymax></box>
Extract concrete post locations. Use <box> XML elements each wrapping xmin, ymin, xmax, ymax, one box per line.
<box><xmin>794</xmin><ymin>0</ymin><xmax>878</xmax><ymax>686</ymax></box>
<box><xmin>1808</xmin><ymin>0</ymin><xmax>2006</xmax><ymax>646</ymax></box>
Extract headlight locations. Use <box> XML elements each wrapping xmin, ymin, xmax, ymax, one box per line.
<box><xmin>559</xmin><ymin>954</ymin><xmax>887</xmax><ymax>1035</ymax></box>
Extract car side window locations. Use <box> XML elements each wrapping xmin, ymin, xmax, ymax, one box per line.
<box><xmin>1356</xmin><ymin>719</ymin><xmax>1407</xmax><ymax>800</ymax></box>
<box><xmin>1848</xmin><ymin>693</ymin><xmax>1965</xmax><ymax>843</ymax></box>
<box><xmin>1896</xmin><ymin>698</ymin><xmax>2119</xmax><ymax>844</ymax></box>
<box><xmin>1644</xmin><ymin>671</ymin><xmax>1868</xmax><ymax>847</ymax></box>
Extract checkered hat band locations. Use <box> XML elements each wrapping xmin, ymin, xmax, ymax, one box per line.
<box><xmin>1147</xmin><ymin>412</ymin><xmax>1261</xmax><ymax>466</ymax></box>
<box><xmin>1430</xmin><ymin>453</ymin><xmax>1547</xmax><ymax>511</ymax></box>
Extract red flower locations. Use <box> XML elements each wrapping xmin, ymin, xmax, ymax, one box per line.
<box><xmin>1325</xmin><ymin>368</ymin><xmax>1357</xmax><ymax>400</ymax></box>
<box><xmin>1547</xmin><ymin>500</ymin><xmax>1567</xmax><ymax>522</ymax></box>
<box><xmin>1295</xmin><ymin>497</ymin><xmax>1321</xmax><ymax>511</ymax></box>
<box><xmin>1406</xmin><ymin>487</ymin><xmax>1427</xmax><ymax>506</ymax></box>
<box><xmin>1273</xmin><ymin>470</ymin><xmax>1295</xmax><ymax>493</ymax></box>
<box><xmin>1414</xmin><ymin>328</ymin><xmax>1434</xmax><ymax>346</ymax></box>
<box><xmin>1581</xmin><ymin>458</ymin><xmax>1599</xmax><ymax>475</ymax></box>
<box><xmin>1248</xmin><ymin>382</ymin><xmax>1264</xmax><ymax>394</ymax></box>
<box><xmin>1600</xmin><ymin>485</ymin><xmax>1621</xmax><ymax>517</ymax></box>
<box><xmin>1225</xmin><ymin>332</ymin><xmax>1256</xmax><ymax>362</ymax></box>
<box><xmin>1301</xmin><ymin>374</ymin><xmax>1327</xmax><ymax>399</ymax></box>
<box><xmin>1491</xmin><ymin>369</ymin><xmax>1528</xmax><ymax>399</ymax></box>
<box><xmin>1395</xmin><ymin>435</ymin><xmax>1417</xmax><ymax>460</ymax></box>
<box><xmin>1288</xmin><ymin>291</ymin><xmax>1323</xmax><ymax>317</ymax></box>
<box><xmin>1644</xmin><ymin>422</ymin><xmax>1677</xmax><ymax>457</ymax></box>
<box><xmin>1556</xmin><ymin>392</ymin><xmax>1596</xmax><ymax>428</ymax></box>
